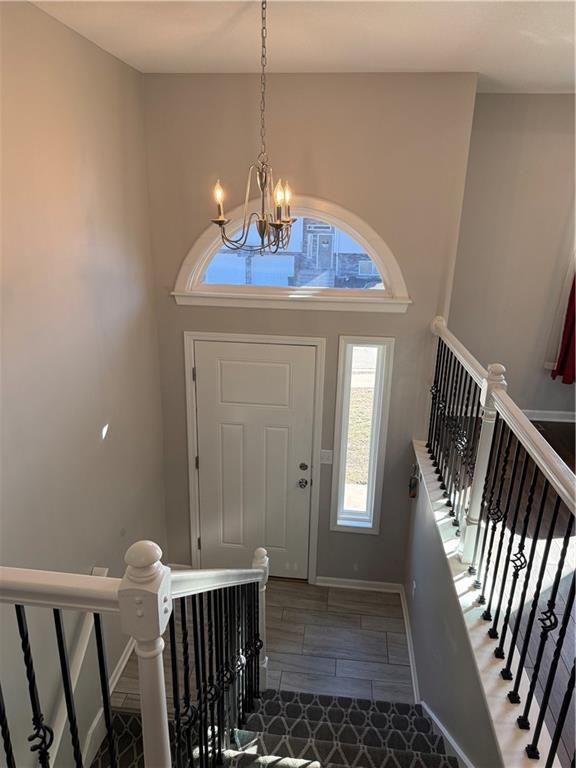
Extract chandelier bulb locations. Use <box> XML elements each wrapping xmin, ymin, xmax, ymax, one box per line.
<box><xmin>214</xmin><ymin>180</ymin><xmax>225</xmax><ymax>218</ymax></box>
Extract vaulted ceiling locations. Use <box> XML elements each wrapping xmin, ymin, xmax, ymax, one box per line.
<box><xmin>37</xmin><ymin>1</ymin><xmax>573</xmax><ymax>93</ymax></box>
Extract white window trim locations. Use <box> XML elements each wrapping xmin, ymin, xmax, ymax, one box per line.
<box><xmin>330</xmin><ymin>336</ymin><xmax>395</xmax><ymax>535</ymax></box>
<box><xmin>172</xmin><ymin>195</ymin><xmax>411</xmax><ymax>313</ymax></box>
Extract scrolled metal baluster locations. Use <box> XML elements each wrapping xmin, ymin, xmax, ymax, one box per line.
<box><xmin>487</xmin><ymin>441</ymin><xmax>525</xmax><ymax>641</ymax></box>
<box><xmin>179</xmin><ymin>598</ymin><xmax>196</xmax><ymax>766</ymax></box>
<box><xmin>254</xmin><ymin>581</ymin><xmax>262</xmax><ymax>698</ymax></box>
<box><xmin>427</xmin><ymin>338</ymin><xmax>442</xmax><ymax>456</ymax></box>
<box><xmin>93</xmin><ymin>614</ymin><xmax>118</xmax><ymax>768</ymax></box>
<box><xmin>496</xmin><ymin>461</ymin><xmax>539</xmax><ymax>663</ymax></box>
<box><xmin>482</xmin><ymin>431</ymin><xmax>519</xmax><ymax>622</ymax></box>
<box><xmin>479</xmin><ymin>423</ymin><xmax>512</xmax><ymax>610</ymax></box>
<box><xmin>431</xmin><ymin>341</ymin><xmax>448</xmax><ymax>467</ymax></box>
<box><xmin>517</xmin><ymin>512</ymin><xmax>573</xmax><ymax>729</ymax></box>
<box><xmin>474</xmin><ymin>414</ymin><xmax>504</xmax><ymax>590</ymax></box>
<box><xmin>508</xmin><ymin>491</ymin><xmax>560</xmax><ymax>704</ymax></box>
<box><xmin>453</xmin><ymin>374</ymin><xmax>474</xmax><ymax>531</ymax></box>
<box><xmin>192</xmin><ymin>593</ymin><xmax>207</xmax><ymax>768</ymax></box>
<box><xmin>445</xmin><ymin>358</ymin><xmax>464</xmax><ymax>509</ymax></box>
<box><xmin>437</xmin><ymin>349</ymin><xmax>454</xmax><ymax>484</ymax></box>
<box><xmin>526</xmin><ymin>577</ymin><xmax>574</xmax><ymax>758</ymax></box>
<box><xmin>15</xmin><ymin>605</ymin><xmax>54</xmax><ymax>768</ymax></box>
<box><xmin>440</xmin><ymin>352</ymin><xmax>458</xmax><ymax>494</ymax></box>
<box><xmin>0</xmin><ymin>682</ymin><xmax>16</xmax><ymax>768</ymax></box>
<box><xmin>214</xmin><ymin>589</ymin><xmax>224</xmax><ymax>763</ymax></box>
<box><xmin>206</xmin><ymin>590</ymin><xmax>218</xmax><ymax>768</ymax></box>
<box><xmin>544</xmin><ymin>663</ymin><xmax>574</xmax><ymax>768</ymax></box>
<box><xmin>169</xmin><ymin>612</ymin><xmax>183</xmax><ymax>768</ymax></box>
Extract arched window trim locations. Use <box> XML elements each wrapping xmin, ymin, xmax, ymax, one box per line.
<box><xmin>173</xmin><ymin>195</ymin><xmax>411</xmax><ymax>313</ymax></box>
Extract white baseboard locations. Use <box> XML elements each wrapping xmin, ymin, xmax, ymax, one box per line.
<box><xmin>314</xmin><ymin>575</ymin><xmax>403</xmax><ymax>593</ymax></box>
<box><xmin>397</xmin><ymin>586</ymin><xmax>420</xmax><ymax>703</ymax></box>
<box><xmin>421</xmin><ymin>701</ymin><xmax>475</xmax><ymax>768</ymax></box>
<box><xmin>523</xmin><ymin>409</ymin><xmax>575</xmax><ymax>423</ymax></box>
<box><xmin>82</xmin><ymin>637</ymin><xmax>135</xmax><ymax>764</ymax></box>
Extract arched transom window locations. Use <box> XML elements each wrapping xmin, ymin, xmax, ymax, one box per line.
<box><xmin>173</xmin><ymin>196</ymin><xmax>411</xmax><ymax>312</ymax></box>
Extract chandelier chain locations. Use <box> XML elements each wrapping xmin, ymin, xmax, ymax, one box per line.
<box><xmin>259</xmin><ymin>0</ymin><xmax>268</xmax><ymax>164</ymax></box>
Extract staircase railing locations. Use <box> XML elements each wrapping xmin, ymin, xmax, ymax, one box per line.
<box><xmin>0</xmin><ymin>541</ymin><xmax>269</xmax><ymax>768</ymax></box>
<box><xmin>427</xmin><ymin>315</ymin><xmax>575</xmax><ymax>767</ymax></box>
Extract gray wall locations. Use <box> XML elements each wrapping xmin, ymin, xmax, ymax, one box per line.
<box><xmin>404</xmin><ymin>476</ymin><xmax>503</xmax><ymax>768</ymax></box>
<box><xmin>1</xmin><ymin>4</ymin><xmax>166</xmax><ymax>763</ymax></box>
<box><xmin>143</xmin><ymin>73</ymin><xmax>477</xmax><ymax>579</ymax></box>
<box><xmin>450</xmin><ymin>94</ymin><xmax>575</xmax><ymax>413</ymax></box>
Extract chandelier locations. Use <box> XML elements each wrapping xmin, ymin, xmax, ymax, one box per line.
<box><xmin>210</xmin><ymin>0</ymin><xmax>295</xmax><ymax>253</ymax></box>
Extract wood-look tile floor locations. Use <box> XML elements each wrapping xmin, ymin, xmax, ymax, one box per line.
<box><xmin>111</xmin><ymin>579</ymin><xmax>415</xmax><ymax>712</ymax></box>
<box><xmin>265</xmin><ymin>579</ymin><xmax>414</xmax><ymax>702</ymax></box>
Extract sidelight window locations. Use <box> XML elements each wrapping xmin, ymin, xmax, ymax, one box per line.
<box><xmin>331</xmin><ymin>337</ymin><xmax>394</xmax><ymax>534</ymax></box>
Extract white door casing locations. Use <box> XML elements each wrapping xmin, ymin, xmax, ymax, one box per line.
<box><xmin>192</xmin><ymin>339</ymin><xmax>317</xmax><ymax>578</ymax></box>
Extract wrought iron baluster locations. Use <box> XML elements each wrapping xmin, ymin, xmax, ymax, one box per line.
<box><xmin>474</xmin><ymin>414</ymin><xmax>505</xmax><ymax>590</ymax></box>
<box><xmin>206</xmin><ymin>590</ymin><xmax>217</xmax><ymax>768</ymax></box>
<box><xmin>444</xmin><ymin>358</ymin><xmax>463</xmax><ymax>509</ymax></box>
<box><xmin>427</xmin><ymin>338</ymin><xmax>442</xmax><ymax>456</ymax></box>
<box><xmin>496</xmin><ymin>461</ymin><xmax>539</xmax><ymax>663</ymax></box>
<box><xmin>482</xmin><ymin>429</ymin><xmax>517</xmax><ymax>619</ymax></box>
<box><xmin>53</xmin><ymin>609</ymin><xmax>83</xmax><ymax>768</ymax></box>
<box><xmin>93</xmin><ymin>613</ymin><xmax>118</xmax><ymax>768</ymax></box>
<box><xmin>488</xmin><ymin>440</ymin><xmax>525</xmax><ymax>641</ymax></box>
<box><xmin>15</xmin><ymin>605</ymin><xmax>53</xmax><ymax>768</ymax></box>
<box><xmin>0</xmin><ymin>682</ymin><xmax>16</xmax><ymax>768</ymax></box>
<box><xmin>169</xmin><ymin>612</ymin><xmax>183</xmax><ymax>768</ymax></box>
<box><xmin>431</xmin><ymin>340</ymin><xmax>447</xmax><ymax>467</ymax></box>
<box><xmin>453</xmin><ymin>374</ymin><xmax>474</xmax><ymax>530</ymax></box>
<box><xmin>526</xmin><ymin>576</ymin><xmax>575</xmax><ymax>757</ymax></box>
<box><xmin>479</xmin><ymin>423</ymin><xmax>512</xmax><ymax>608</ymax></box>
<box><xmin>254</xmin><ymin>581</ymin><xmax>262</xmax><ymax>698</ymax></box>
<box><xmin>544</xmin><ymin>663</ymin><xmax>574</xmax><ymax>768</ymax></box>
<box><xmin>179</xmin><ymin>597</ymin><xmax>195</xmax><ymax>766</ymax></box>
<box><xmin>508</xmin><ymin>490</ymin><xmax>560</xmax><ymax>703</ymax></box>
<box><xmin>192</xmin><ymin>593</ymin><xmax>207</xmax><ymax>768</ymax></box>
<box><xmin>441</xmin><ymin>352</ymin><xmax>458</xmax><ymax>494</ymax></box>
<box><xmin>436</xmin><ymin>348</ymin><xmax>454</xmax><ymax>484</ymax></box>
<box><xmin>447</xmin><ymin>361</ymin><xmax>466</xmax><ymax>513</ymax></box>
<box><xmin>214</xmin><ymin>589</ymin><xmax>224</xmax><ymax>764</ymax></box>
<box><xmin>517</xmin><ymin>510</ymin><xmax>573</xmax><ymax>729</ymax></box>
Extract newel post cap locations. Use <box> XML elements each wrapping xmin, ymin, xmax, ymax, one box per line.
<box><xmin>125</xmin><ymin>540</ymin><xmax>163</xmax><ymax>569</ymax></box>
<box><xmin>252</xmin><ymin>547</ymin><xmax>269</xmax><ymax>584</ymax></box>
<box><xmin>481</xmin><ymin>362</ymin><xmax>508</xmax><ymax>409</ymax></box>
<box><xmin>430</xmin><ymin>316</ymin><xmax>447</xmax><ymax>336</ymax></box>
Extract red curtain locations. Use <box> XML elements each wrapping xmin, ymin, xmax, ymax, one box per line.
<box><xmin>551</xmin><ymin>276</ymin><xmax>575</xmax><ymax>385</ymax></box>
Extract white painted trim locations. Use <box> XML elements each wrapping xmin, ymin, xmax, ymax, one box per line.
<box><xmin>420</xmin><ymin>701</ymin><xmax>475</xmax><ymax>768</ymax></box>
<box><xmin>398</xmin><ymin>585</ymin><xmax>421</xmax><ymax>703</ymax></box>
<box><xmin>173</xmin><ymin>195</ymin><xmax>411</xmax><ymax>313</ymax></box>
<box><xmin>330</xmin><ymin>336</ymin><xmax>395</xmax><ymax>536</ymax></box>
<box><xmin>171</xmin><ymin>567</ymin><xmax>263</xmax><ymax>597</ymax></box>
<box><xmin>183</xmin><ymin>331</ymin><xmax>326</xmax><ymax>585</ymax></box>
<box><xmin>523</xmin><ymin>409</ymin><xmax>575</xmax><ymax>423</ymax></box>
<box><xmin>82</xmin><ymin>638</ymin><xmax>136</xmax><ymax>766</ymax></box>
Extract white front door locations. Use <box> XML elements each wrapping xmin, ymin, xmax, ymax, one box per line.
<box><xmin>194</xmin><ymin>340</ymin><xmax>316</xmax><ymax>578</ymax></box>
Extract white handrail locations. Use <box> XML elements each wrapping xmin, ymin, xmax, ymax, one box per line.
<box><xmin>431</xmin><ymin>315</ymin><xmax>488</xmax><ymax>386</ymax></box>
<box><xmin>171</xmin><ymin>567</ymin><xmax>264</xmax><ymax>598</ymax></box>
<box><xmin>0</xmin><ymin>567</ymin><xmax>121</xmax><ymax>612</ymax></box>
<box><xmin>493</xmin><ymin>389</ymin><xmax>575</xmax><ymax>512</ymax></box>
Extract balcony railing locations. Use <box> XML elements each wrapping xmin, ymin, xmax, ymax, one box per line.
<box><xmin>426</xmin><ymin>316</ymin><xmax>575</xmax><ymax>768</ymax></box>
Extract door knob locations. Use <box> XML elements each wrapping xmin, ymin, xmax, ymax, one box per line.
<box><xmin>298</xmin><ymin>478</ymin><xmax>309</xmax><ymax>489</ymax></box>
<box><xmin>299</xmin><ymin>462</ymin><xmax>309</xmax><ymax>471</ymax></box>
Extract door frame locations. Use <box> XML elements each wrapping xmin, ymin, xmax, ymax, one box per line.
<box><xmin>183</xmin><ymin>331</ymin><xmax>326</xmax><ymax>584</ymax></box>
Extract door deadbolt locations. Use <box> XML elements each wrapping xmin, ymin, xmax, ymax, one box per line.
<box><xmin>299</xmin><ymin>462</ymin><xmax>309</xmax><ymax>471</ymax></box>
<box><xmin>298</xmin><ymin>478</ymin><xmax>309</xmax><ymax>488</ymax></box>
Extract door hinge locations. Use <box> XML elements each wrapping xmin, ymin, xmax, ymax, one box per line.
<box><xmin>192</xmin><ymin>366</ymin><xmax>196</xmax><ymax>382</ymax></box>
<box><xmin>195</xmin><ymin>455</ymin><xmax>199</xmax><ymax>470</ymax></box>
<box><xmin>197</xmin><ymin>537</ymin><xmax>201</xmax><ymax>550</ymax></box>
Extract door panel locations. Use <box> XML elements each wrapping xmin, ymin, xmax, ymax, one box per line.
<box><xmin>194</xmin><ymin>340</ymin><xmax>315</xmax><ymax>578</ymax></box>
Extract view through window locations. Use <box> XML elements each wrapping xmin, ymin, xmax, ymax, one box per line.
<box><xmin>202</xmin><ymin>217</ymin><xmax>384</xmax><ymax>290</ymax></box>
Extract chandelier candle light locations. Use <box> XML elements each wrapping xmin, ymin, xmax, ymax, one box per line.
<box><xmin>211</xmin><ymin>0</ymin><xmax>295</xmax><ymax>253</ymax></box>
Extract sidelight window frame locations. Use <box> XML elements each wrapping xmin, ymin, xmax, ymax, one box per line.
<box><xmin>330</xmin><ymin>336</ymin><xmax>394</xmax><ymax>535</ymax></box>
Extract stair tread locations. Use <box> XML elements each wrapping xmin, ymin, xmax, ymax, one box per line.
<box><xmin>244</xmin><ymin>713</ymin><xmax>446</xmax><ymax>755</ymax></box>
<box><xmin>232</xmin><ymin>731</ymin><xmax>459</xmax><ymax>768</ymax></box>
<box><xmin>255</xmin><ymin>691</ymin><xmax>432</xmax><ymax>733</ymax></box>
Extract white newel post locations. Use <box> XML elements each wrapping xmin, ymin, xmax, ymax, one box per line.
<box><xmin>459</xmin><ymin>363</ymin><xmax>507</xmax><ymax>566</ymax></box>
<box><xmin>252</xmin><ymin>547</ymin><xmax>269</xmax><ymax>690</ymax></box>
<box><xmin>119</xmin><ymin>541</ymin><xmax>172</xmax><ymax>768</ymax></box>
